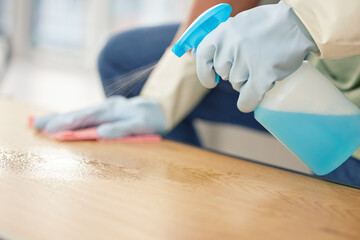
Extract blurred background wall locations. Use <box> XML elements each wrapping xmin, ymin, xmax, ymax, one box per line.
<box><xmin>0</xmin><ymin>0</ymin><xmax>191</xmax><ymax>66</ymax></box>
<box><xmin>0</xmin><ymin>0</ymin><xmax>191</xmax><ymax>111</ymax></box>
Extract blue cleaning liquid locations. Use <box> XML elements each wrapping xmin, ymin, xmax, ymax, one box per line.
<box><xmin>254</xmin><ymin>107</ymin><xmax>360</xmax><ymax>175</ymax></box>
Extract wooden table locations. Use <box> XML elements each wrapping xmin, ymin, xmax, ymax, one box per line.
<box><xmin>0</xmin><ymin>99</ymin><xmax>359</xmax><ymax>240</ymax></box>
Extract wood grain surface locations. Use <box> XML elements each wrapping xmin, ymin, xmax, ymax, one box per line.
<box><xmin>0</xmin><ymin>98</ymin><xmax>359</xmax><ymax>240</ymax></box>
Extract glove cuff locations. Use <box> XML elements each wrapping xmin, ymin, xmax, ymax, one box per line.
<box><xmin>279</xmin><ymin>0</ymin><xmax>319</xmax><ymax>55</ymax></box>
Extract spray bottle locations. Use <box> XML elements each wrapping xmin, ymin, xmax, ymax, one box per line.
<box><xmin>172</xmin><ymin>4</ymin><xmax>360</xmax><ymax>175</ymax></box>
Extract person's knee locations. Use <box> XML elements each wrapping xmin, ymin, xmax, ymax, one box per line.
<box><xmin>98</xmin><ymin>33</ymin><xmax>125</xmax><ymax>82</ymax></box>
<box><xmin>98</xmin><ymin>25</ymin><xmax>180</xmax><ymax>97</ymax></box>
<box><xmin>98</xmin><ymin>28</ymin><xmax>154</xmax><ymax>83</ymax></box>
<box><xmin>98</xmin><ymin>29</ymin><xmax>156</xmax><ymax>97</ymax></box>
<box><xmin>98</xmin><ymin>25</ymin><xmax>179</xmax><ymax>80</ymax></box>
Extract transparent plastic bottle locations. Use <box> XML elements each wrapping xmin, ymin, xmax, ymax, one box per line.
<box><xmin>255</xmin><ymin>62</ymin><xmax>360</xmax><ymax>175</ymax></box>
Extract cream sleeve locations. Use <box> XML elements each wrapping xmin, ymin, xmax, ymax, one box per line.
<box><xmin>285</xmin><ymin>0</ymin><xmax>360</xmax><ymax>59</ymax></box>
<box><xmin>140</xmin><ymin>48</ymin><xmax>209</xmax><ymax>131</ymax></box>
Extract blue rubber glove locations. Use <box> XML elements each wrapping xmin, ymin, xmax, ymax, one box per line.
<box><xmin>195</xmin><ymin>1</ymin><xmax>318</xmax><ymax>112</ymax></box>
<box><xmin>34</xmin><ymin>96</ymin><xmax>167</xmax><ymax>139</ymax></box>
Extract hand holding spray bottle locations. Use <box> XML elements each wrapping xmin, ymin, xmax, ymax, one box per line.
<box><xmin>172</xmin><ymin>3</ymin><xmax>360</xmax><ymax>175</ymax></box>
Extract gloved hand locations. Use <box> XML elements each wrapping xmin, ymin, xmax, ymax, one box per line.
<box><xmin>34</xmin><ymin>96</ymin><xmax>167</xmax><ymax>139</ymax></box>
<box><xmin>195</xmin><ymin>1</ymin><xmax>318</xmax><ymax>112</ymax></box>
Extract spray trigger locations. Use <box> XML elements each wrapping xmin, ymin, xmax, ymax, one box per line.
<box><xmin>172</xmin><ymin>3</ymin><xmax>232</xmax><ymax>83</ymax></box>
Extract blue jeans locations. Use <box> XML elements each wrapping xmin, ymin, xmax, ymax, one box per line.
<box><xmin>97</xmin><ymin>24</ymin><xmax>360</xmax><ymax>188</ymax></box>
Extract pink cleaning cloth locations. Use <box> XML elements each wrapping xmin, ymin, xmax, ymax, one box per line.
<box><xmin>28</xmin><ymin>115</ymin><xmax>35</xmax><ymax>128</ymax></box>
<box><xmin>28</xmin><ymin>115</ymin><xmax>162</xmax><ymax>143</ymax></box>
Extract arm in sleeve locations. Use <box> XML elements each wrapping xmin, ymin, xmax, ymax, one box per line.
<box><xmin>285</xmin><ymin>0</ymin><xmax>360</xmax><ymax>58</ymax></box>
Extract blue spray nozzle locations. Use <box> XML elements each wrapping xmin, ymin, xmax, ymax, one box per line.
<box><xmin>172</xmin><ymin>4</ymin><xmax>232</xmax><ymax>83</ymax></box>
<box><xmin>172</xmin><ymin>3</ymin><xmax>232</xmax><ymax>58</ymax></box>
